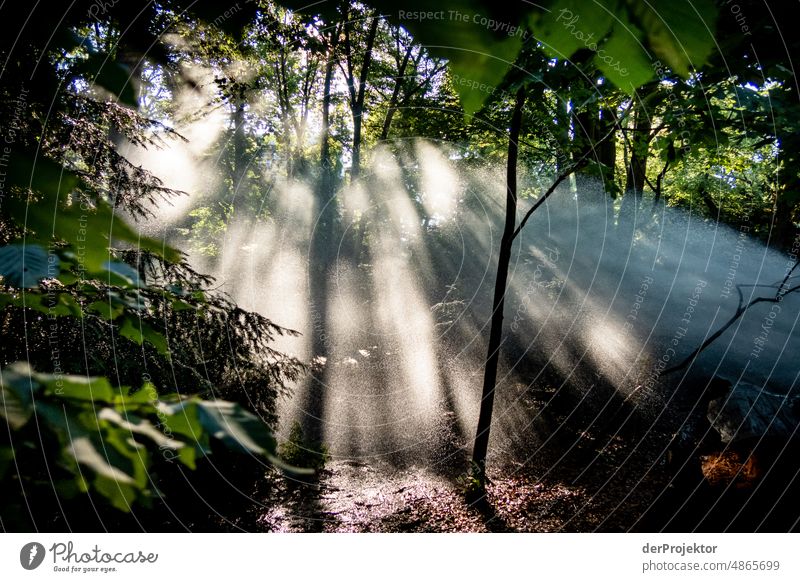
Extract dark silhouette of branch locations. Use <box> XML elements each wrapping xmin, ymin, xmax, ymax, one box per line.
<box><xmin>661</xmin><ymin>258</ymin><xmax>800</xmax><ymax>375</ymax></box>
<box><xmin>511</xmin><ymin>98</ymin><xmax>634</xmax><ymax>241</ymax></box>
<box><xmin>511</xmin><ymin>122</ymin><xmax>620</xmax><ymax>241</ymax></box>
<box><xmin>777</xmin><ymin>257</ymin><xmax>800</xmax><ymax>298</ymax></box>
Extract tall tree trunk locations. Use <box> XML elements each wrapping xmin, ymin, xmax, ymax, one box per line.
<box><xmin>320</xmin><ymin>59</ymin><xmax>335</xmax><ymax>188</ymax></box>
<box><xmin>351</xmin><ymin>101</ymin><xmax>364</xmax><ymax>180</ymax></box>
<box><xmin>772</xmin><ymin>191</ymin><xmax>796</xmax><ymax>250</ymax></box>
<box><xmin>619</xmin><ymin>99</ymin><xmax>651</xmax><ymax>231</ymax></box>
<box><xmin>554</xmin><ymin>93</ymin><xmax>572</xmax><ymax>173</ymax></box>
<box><xmin>305</xmin><ymin>31</ymin><xmax>340</xmax><ymax>452</ymax></box>
<box><xmin>320</xmin><ymin>29</ymin><xmax>337</xmax><ymax>186</ymax></box>
<box><xmin>379</xmin><ymin>44</ymin><xmax>413</xmax><ymax>141</ymax></box>
<box><xmin>233</xmin><ymin>99</ymin><xmax>247</xmax><ymax>193</ymax></box>
<box><xmin>282</xmin><ymin>116</ymin><xmax>293</xmax><ymax>178</ymax></box>
<box><xmin>574</xmin><ymin>106</ymin><xmax>596</xmax><ymax>159</ymax></box>
<box><xmin>350</xmin><ymin>16</ymin><xmax>379</xmax><ymax>182</ymax></box>
<box><xmin>597</xmin><ymin>107</ymin><xmax>617</xmax><ymax>193</ymax></box>
<box><xmin>318</xmin><ymin>34</ymin><xmax>338</xmax><ymax>261</ymax></box>
<box><xmin>624</xmin><ymin>101</ymin><xmax>651</xmax><ymax>195</ymax></box>
<box><xmin>471</xmin><ymin>87</ymin><xmax>526</xmax><ymax>489</ymax></box>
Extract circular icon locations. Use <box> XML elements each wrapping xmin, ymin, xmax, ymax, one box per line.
<box><xmin>20</xmin><ymin>542</ymin><xmax>46</xmax><ymax>570</ymax></box>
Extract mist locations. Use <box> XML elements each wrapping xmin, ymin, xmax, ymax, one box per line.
<box><xmin>133</xmin><ymin>136</ymin><xmax>800</xmax><ymax>472</ymax></box>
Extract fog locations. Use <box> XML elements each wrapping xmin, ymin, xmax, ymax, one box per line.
<box><xmin>136</xmin><ymin>138</ymin><xmax>800</xmax><ymax>470</ymax></box>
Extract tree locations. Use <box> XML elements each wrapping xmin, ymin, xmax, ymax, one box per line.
<box><xmin>471</xmin><ymin>86</ymin><xmax>527</xmax><ymax>486</ymax></box>
<box><xmin>277</xmin><ymin>0</ymin><xmax>722</xmax><ymax>492</ymax></box>
<box><xmin>0</xmin><ymin>0</ymin><xmax>308</xmax><ymax>527</ymax></box>
<box><xmin>256</xmin><ymin>7</ymin><xmax>323</xmax><ymax>178</ymax></box>
<box><xmin>339</xmin><ymin>6</ymin><xmax>379</xmax><ymax>181</ymax></box>
<box><xmin>374</xmin><ymin>25</ymin><xmax>447</xmax><ymax>141</ymax></box>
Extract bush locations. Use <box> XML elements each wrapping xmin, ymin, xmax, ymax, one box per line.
<box><xmin>279</xmin><ymin>421</ymin><xmax>330</xmax><ymax>473</ymax></box>
<box><xmin>0</xmin><ymin>363</ymin><xmax>295</xmax><ymax>528</ymax></box>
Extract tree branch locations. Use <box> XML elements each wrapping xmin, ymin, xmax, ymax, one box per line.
<box><xmin>661</xmin><ymin>276</ymin><xmax>800</xmax><ymax>376</ymax></box>
<box><xmin>511</xmin><ymin>121</ymin><xmax>621</xmax><ymax>241</ymax></box>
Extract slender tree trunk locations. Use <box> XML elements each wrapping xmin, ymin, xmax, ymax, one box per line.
<box><xmin>318</xmin><ymin>39</ymin><xmax>338</xmax><ymax>262</ymax></box>
<box><xmin>233</xmin><ymin>99</ymin><xmax>247</xmax><ymax>193</ymax></box>
<box><xmin>652</xmin><ymin>158</ymin><xmax>670</xmax><ymax>206</ymax></box>
<box><xmin>282</xmin><ymin>117</ymin><xmax>293</xmax><ymax>178</ymax></box>
<box><xmin>351</xmin><ymin>102</ymin><xmax>364</xmax><ymax>180</ymax></box>
<box><xmin>379</xmin><ymin>104</ymin><xmax>397</xmax><ymax>142</ymax></box>
<box><xmin>574</xmin><ymin>106</ymin><xmax>596</xmax><ymax>159</ymax></box>
<box><xmin>350</xmin><ymin>17</ymin><xmax>379</xmax><ymax>182</ymax></box>
<box><xmin>619</xmin><ymin>99</ymin><xmax>651</xmax><ymax>230</ymax></box>
<box><xmin>379</xmin><ymin>44</ymin><xmax>413</xmax><ymax>141</ymax></box>
<box><xmin>597</xmin><ymin>107</ymin><xmax>617</xmax><ymax>193</ymax></box>
<box><xmin>471</xmin><ymin>86</ymin><xmax>526</xmax><ymax>489</ymax></box>
<box><xmin>320</xmin><ymin>69</ymin><xmax>334</xmax><ymax>188</ymax></box>
<box><xmin>624</xmin><ymin>101</ymin><xmax>651</xmax><ymax>195</ymax></box>
<box><xmin>320</xmin><ymin>30</ymin><xmax>337</xmax><ymax>183</ymax></box>
<box><xmin>772</xmin><ymin>191</ymin><xmax>796</xmax><ymax>250</ymax></box>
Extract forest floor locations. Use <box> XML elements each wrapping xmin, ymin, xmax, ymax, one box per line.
<box><xmin>254</xmin><ymin>427</ymin><xmax>674</xmax><ymax>532</ymax></box>
<box><xmin>247</xmin><ymin>393</ymin><xmax>800</xmax><ymax>532</ymax></box>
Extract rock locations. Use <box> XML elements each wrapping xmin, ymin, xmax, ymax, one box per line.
<box><xmin>707</xmin><ymin>380</ymin><xmax>799</xmax><ymax>444</ymax></box>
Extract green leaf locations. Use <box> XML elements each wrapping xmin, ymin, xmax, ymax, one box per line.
<box><xmin>100</xmin><ymin>260</ymin><xmax>141</xmax><ymax>287</ymax></box>
<box><xmin>56</xmin><ymin>270</ymin><xmax>79</xmax><ymax>285</ymax></box>
<box><xmin>1</xmin><ymin>291</ymin><xmax>49</xmax><ymax>315</ymax></box>
<box><xmin>103</xmin><ymin>428</ymin><xmax>150</xmax><ymax>489</ymax></box>
<box><xmin>53</xmin><ymin>293</ymin><xmax>83</xmax><ymax>317</ymax></box>
<box><xmin>98</xmin><ymin>408</ymin><xmax>183</xmax><ymax>451</ymax></box>
<box><xmin>531</xmin><ymin>0</ymin><xmax>717</xmax><ymax>91</ymax></box>
<box><xmin>121</xmin><ymin>382</ymin><xmax>159</xmax><ymax>406</ymax></box>
<box><xmin>11</xmin><ymin>289</ymin><xmax>83</xmax><ymax>317</ymax></box>
<box><xmin>92</xmin><ymin>475</ymin><xmax>139</xmax><ymax>512</ymax></box>
<box><xmin>121</xmin><ymin>318</ymin><xmax>169</xmax><ymax>356</ymax></box>
<box><xmin>0</xmin><ymin>243</ymin><xmax>56</xmax><ymax>288</ymax></box>
<box><xmin>447</xmin><ymin>38</ymin><xmax>521</xmax><ymax>116</ymax></box>
<box><xmin>193</xmin><ymin>399</ymin><xmax>310</xmax><ymax>472</ymax></box>
<box><xmin>170</xmin><ymin>299</ymin><xmax>195</xmax><ymax>312</ymax></box>
<box><xmin>7</xmin><ymin>187</ymin><xmax>181</xmax><ymax>272</ymax></box>
<box><xmin>119</xmin><ymin>316</ymin><xmax>144</xmax><ymax>344</ymax></box>
<box><xmin>87</xmin><ymin>299</ymin><xmax>125</xmax><ymax>320</ymax></box>
<box><xmin>0</xmin><ymin>374</ymin><xmax>34</xmax><ymax>430</ymax></box>
<box><xmin>67</xmin><ymin>435</ymin><xmax>138</xmax><ymax>486</ymax></box>
<box><xmin>140</xmin><ymin>324</ymin><xmax>169</xmax><ymax>356</ymax></box>
<box><xmin>596</xmin><ymin>14</ymin><xmax>654</xmax><ymax>91</ymax></box>
<box><xmin>158</xmin><ymin>400</ymin><xmax>211</xmax><ymax>461</ymax></box>
<box><xmin>76</xmin><ymin>53</ymin><xmax>138</xmax><ymax>107</ymax></box>
<box><xmin>532</xmin><ymin>0</ymin><xmax>616</xmax><ymax>61</ymax></box>
<box><xmin>531</xmin><ymin>0</ymin><xmax>654</xmax><ymax>92</ymax></box>
<box><xmin>174</xmin><ymin>444</ymin><xmax>197</xmax><ymax>469</ymax></box>
<box><xmin>626</xmin><ymin>0</ymin><xmax>717</xmax><ymax>77</ymax></box>
<box><xmin>5</xmin><ymin>153</ymin><xmax>79</xmax><ymax>199</ymax></box>
<box><xmin>195</xmin><ymin>400</ymin><xmax>276</xmax><ymax>456</ymax></box>
<box><xmin>158</xmin><ymin>400</ymin><xmax>206</xmax><ymax>443</ymax></box>
<box><xmin>388</xmin><ymin>1</ymin><xmax>522</xmax><ymax>114</ymax></box>
<box><xmin>40</xmin><ymin>372</ymin><xmax>116</xmax><ymax>403</ymax></box>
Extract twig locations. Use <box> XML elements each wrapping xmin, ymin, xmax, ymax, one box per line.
<box><xmin>661</xmin><ymin>273</ymin><xmax>800</xmax><ymax>376</ymax></box>
<box><xmin>511</xmin><ymin>120</ymin><xmax>623</xmax><ymax>241</ymax></box>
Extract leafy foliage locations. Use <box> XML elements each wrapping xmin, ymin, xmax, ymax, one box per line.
<box><xmin>0</xmin><ymin>244</ymin><xmax>53</xmax><ymax>288</ymax></box>
<box><xmin>0</xmin><ymin>0</ymin><xmax>308</xmax><ymax>528</ymax></box>
<box><xmin>0</xmin><ymin>362</ymin><xmax>293</xmax><ymax>513</ymax></box>
<box><xmin>279</xmin><ymin>421</ymin><xmax>330</xmax><ymax>473</ymax></box>
<box><xmin>2</xmin><ymin>0</ymin><xmax>799</xmax><ymax>529</ymax></box>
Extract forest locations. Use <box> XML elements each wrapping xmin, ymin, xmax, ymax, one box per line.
<box><xmin>1</xmin><ymin>0</ymin><xmax>799</xmax><ymax>533</ymax></box>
